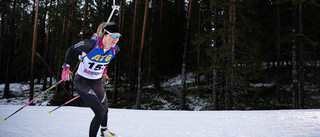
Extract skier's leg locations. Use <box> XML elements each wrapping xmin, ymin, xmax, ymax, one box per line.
<box><xmin>100</xmin><ymin>95</ymin><xmax>115</xmax><ymax>137</ymax></box>
<box><xmin>101</xmin><ymin>93</ymin><xmax>109</xmax><ymax>127</ymax></box>
<box><xmin>88</xmin><ymin>78</ymin><xmax>109</xmax><ymax>127</ymax></box>
<box><xmin>74</xmin><ymin>75</ymin><xmax>107</xmax><ymax>137</ymax></box>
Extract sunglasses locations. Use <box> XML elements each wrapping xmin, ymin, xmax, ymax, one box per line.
<box><xmin>104</xmin><ymin>30</ymin><xmax>121</xmax><ymax>39</ymax></box>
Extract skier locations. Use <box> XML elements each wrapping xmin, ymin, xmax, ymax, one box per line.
<box><xmin>61</xmin><ymin>22</ymin><xmax>121</xmax><ymax>137</ymax></box>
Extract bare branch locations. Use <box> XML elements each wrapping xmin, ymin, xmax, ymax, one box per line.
<box><xmin>310</xmin><ymin>0</ymin><xmax>320</xmax><ymax>6</ymax></box>
<box><xmin>298</xmin><ymin>34</ymin><xmax>319</xmax><ymax>46</ymax></box>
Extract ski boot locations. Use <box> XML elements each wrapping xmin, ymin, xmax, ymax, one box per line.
<box><xmin>101</xmin><ymin>127</ymin><xmax>117</xmax><ymax>137</ymax></box>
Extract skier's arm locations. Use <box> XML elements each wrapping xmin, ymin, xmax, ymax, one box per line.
<box><xmin>64</xmin><ymin>39</ymin><xmax>96</xmax><ymax>64</ymax></box>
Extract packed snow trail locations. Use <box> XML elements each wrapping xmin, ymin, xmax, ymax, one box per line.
<box><xmin>1</xmin><ymin>105</ymin><xmax>320</xmax><ymax>137</ymax></box>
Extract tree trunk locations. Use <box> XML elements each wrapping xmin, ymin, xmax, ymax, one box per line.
<box><xmin>129</xmin><ymin>0</ymin><xmax>139</xmax><ymax>93</ymax></box>
<box><xmin>40</xmin><ymin>0</ymin><xmax>48</xmax><ymax>89</ymax></box>
<box><xmin>213</xmin><ymin>69</ymin><xmax>219</xmax><ymax>110</ymax></box>
<box><xmin>180</xmin><ymin>0</ymin><xmax>193</xmax><ymax>110</ymax></box>
<box><xmin>112</xmin><ymin>0</ymin><xmax>124</xmax><ymax>105</ymax></box>
<box><xmin>30</xmin><ymin>0</ymin><xmax>40</xmax><ymax>102</ymax></box>
<box><xmin>226</xmin><ymin>0</ymin><xmax>235</xmax><ymax>110</ymax></box>
<box><xmin>0</xmin><ymin>6</ymin><xmax>5</xmax><ymax>83</ymax></box>
<box><xmin>134</xmin><ymin>0</ymin><xmax>149</xmax><ymax>109</ymax></box>
<box><xmin>113</xmin><ymin>55</ymin><xmax>119</xmax><ymax>105</ymax></box>
<box><xmin>64</xmin><ymin>0</ymin><xmax>74</xmax><ymax>92</ymax></box>
<box><xmin>298</xmin><ymin>2</ymin><xmax>304</xmax><ymax>109</ymax></box>
<box><xmin>276</xmin><ymin>2</ymin><xmax>281</xmax><ymax>107</ymax></box>
<box><xmin>154</xmin><ymin>0</ymin><xmax>163</xmax><ymax>90</ymax></box>
<box><xmin>213</xmin><ymin>3</ymin><xmax>219</xmax><ymax>110</ymax></box>
<box><xmin>3</xmin><ymin>40</ymin><xmax>12</xmax><ymax>98</ymax></box>
<box><xmin>291</xmin><ymin>3</ymin><xmax>299</xmax><ymax>109</ymax></box>
<box><xmin>62</xmin><ymin>1</ymin><xmax>67</xmax><ymax>35</ymax></box>
<box><xmin>19</xmin><ymin>2</ymin><xmax>26</xmax><ymax>49</ymax></box>
<box><xmin>3</xmin><ymin>0</ymin><xmax>15</xmax><ymax>98</ymax></box>
<box><xmin>196</xmin><ymin>0</ymin><xmax>202</xmax><ymax>83</ymax></box>
<box><xmin>43</xmin><ymin>0</ymin><xmax>53</xmax><ymax>90</ymax></box>
<box><xmin>81</xmin><ymin>0</ymin><xmax>88</xmax><ymax>40</ymax></box>
<box><xmin>66</xmin><ymin>0</ymin><xmax>73</xmax><ymax>50</ymax></box>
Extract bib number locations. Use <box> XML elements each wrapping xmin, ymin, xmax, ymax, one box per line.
<box><xmin>88</xmin><ymin>62</ymin><xmax>107</xmax><ymax>71</ymax></box>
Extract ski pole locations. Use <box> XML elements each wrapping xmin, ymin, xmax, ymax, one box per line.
<box><xmin>48</xmin><ymin>77</ymin><xmax>110</xmax><ymax>114</ymax></box>
<box><xmin>36</xmin><ymin>52</ymin><xmax>79</xmax><ymax>107</ymax></box>
<box><xmin>48</xmin><ymin>95</ymin><xmax>80</xmax><ymax>114</ymax></box>
<box><xmin>2</xmin><ymin>80</ymin><xmax>64</xmax><ymax>122</ymax></box>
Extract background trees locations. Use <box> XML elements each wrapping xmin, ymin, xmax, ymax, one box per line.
<box><xmin>1</xmin><ymin>0</ymin><xmax>320</xmax><ymax>110</ymax></box>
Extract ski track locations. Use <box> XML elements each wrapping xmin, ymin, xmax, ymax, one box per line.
<box><xmin>1</xmin><ymin>105</ymin><xmax>320</xmax><ymax>137</ymax></box>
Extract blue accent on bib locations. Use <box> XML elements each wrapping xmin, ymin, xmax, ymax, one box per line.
<box><xmin>86</xmin><ymin>39</ymin><xmax>117</xmax><ymax>64</ymax></box>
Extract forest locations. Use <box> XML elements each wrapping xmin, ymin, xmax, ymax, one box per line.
<box><xmin>1</xmin><ymin>0</ymin><xmax>320</xmax><ymax>110</ymax></box>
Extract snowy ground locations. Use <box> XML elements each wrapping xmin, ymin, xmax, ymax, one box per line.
<box><xmin>1</xmin><ymin>76</ymin><xmax>320</xmax><ymax>136</ymax></box>
<box><xmin>1</xmin><ymin>105</ymin><xmax>320</xmax><ymax>137</ymax></box>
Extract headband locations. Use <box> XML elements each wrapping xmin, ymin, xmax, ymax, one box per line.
<box><xmin>103</xmin><ymin>24</ymin><xmax>120</xmax><ymax>34</ymax></box>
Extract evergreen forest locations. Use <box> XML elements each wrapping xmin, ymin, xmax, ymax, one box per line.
<box><xmin>1</xmin><ymin>0</ymin><xmax>320</xmax><ymax>110</ymax></box>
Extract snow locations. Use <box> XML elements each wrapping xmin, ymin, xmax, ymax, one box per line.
<box><xmin>1</xmin><ymin>76</ymin><xmax>320</xmax><ymax>137</ymax></box>
<box><xmin>162</xmin><ymin>73</ymin><xmax>195</xmax><ymax>87</ymax></box>
<box><xmin>0</xmin><ymin>82</ymin><xmax>52</xmax><ymax>106</ymax></box>
<box><xmin>1</xmin><ymin>105</ymin><xmax>320</xmax><ymax>137</ymax></box>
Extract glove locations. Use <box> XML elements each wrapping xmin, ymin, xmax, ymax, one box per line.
<box><xmin>102</xmin><ymin>68</ymin><xmax>110</xmax><ymax>84</ymax></box>
<box><xmin>61</xmin><ymin>63</ymin><xmax>73</xmax><ymax>81</ymax></box>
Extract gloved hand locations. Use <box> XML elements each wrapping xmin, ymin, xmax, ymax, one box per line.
<box><xmin>102</xmin><ymin>68</ymin><xmax>110</xmax><ymax>84</ymax></box>
<box><xmin>61</xmin><ymin>63</ymin><xmax>73</xmax><ymax>81</ymax></box>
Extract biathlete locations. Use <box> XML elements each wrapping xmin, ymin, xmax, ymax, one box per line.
<box><xmin>61</xmin><ymin>22</ymin><xmax>121</xmax><ymax>137</ymax></box>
